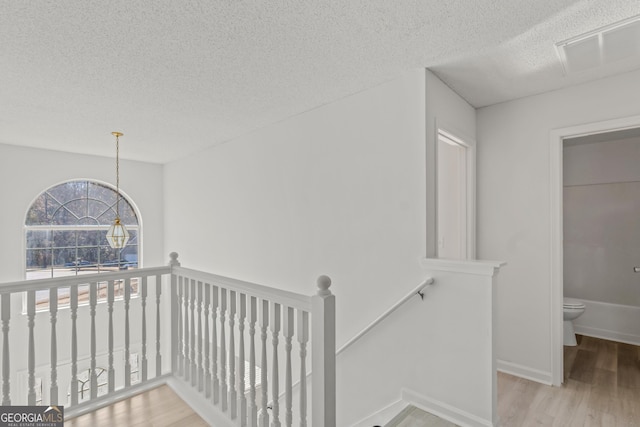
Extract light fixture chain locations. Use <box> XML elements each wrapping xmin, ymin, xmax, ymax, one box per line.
<box><xmin>107</xmin><ymin>131</ymin><xmax>129</xmax><ymax>250</ymax></box>
<box><xmin>115</xmin><ymin>134</ymin><xmax>120</xmax><ymax>220</ymax></box>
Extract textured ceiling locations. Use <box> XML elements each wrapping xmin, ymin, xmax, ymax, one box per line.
<box><xmin>1</xmin><ymin>1</ymin><xmax>640</xmax><ymax>163</ymax></box>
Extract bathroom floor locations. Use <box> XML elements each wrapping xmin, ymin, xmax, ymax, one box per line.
<box><xmin>498</xmin><ymin>335</ymin><xmax>640</xmax><ymax>425</ymax></box>
<box><xmin>564</xmin><ymin>334</ymin><xmax>640</xmax><ymax>387</ymax></box>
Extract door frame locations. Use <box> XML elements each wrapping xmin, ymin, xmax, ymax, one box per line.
<box><xmin>436</xmin><ymin>125</ymin><xmax>476</xmax><ymax>260</ymax></box>
<box><xmin>549</xmin><ymin>114</ymin><xmax>640</xmax><ymax>386</ymax></box>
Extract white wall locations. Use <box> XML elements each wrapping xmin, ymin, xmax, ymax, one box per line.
<box><xmin>477</xmin><ymin>68</ymin><xmax>640</xmax><ymax>383</ymax></box>
<box><xmin>165</xmin><ymin>70</ymin><xmax>428</xmax><ymax>347</ymax></box>
<box><xmin>564</xmin><ymin>136</ymin><xmax>640</xmax><ymax>186</ymax></box>
<box><xmin>0</xmin><ymin>143</ymin><xmax>166</xmax><ymax>280</ymax></box>
<box><xmin>564</xmin><ymin>180</ymin><xmax>640</xmax><ymax>304</ymax></box>
<box><xmin>564</xmin><ymin>137</ymin><xmax>640</xmax><ymax>344</ymax></box>
<box><xmin>344</xmin><ymin>260</ymin><xmax>501</xmax><ymax>427</ymax></box>
<box><xmin>165</xmin><ymin>69</ymin><xmax>489</xmax><ymax>423</ymax></box>
<box><xmin>0</xmin><ymin>143</ymin><xmax>165</xmax><ymax>403</ymax></box>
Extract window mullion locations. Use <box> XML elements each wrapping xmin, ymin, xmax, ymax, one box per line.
<box><xmin>24</xmin><ymin>180</ymin><xmax>140</xmax><ymax>308</ymax></box>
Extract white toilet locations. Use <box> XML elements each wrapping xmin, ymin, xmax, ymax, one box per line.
<box><xmin>563</xmin><ymin>298</ymin><xmax>585</xmax><ymax>346</ymax></box>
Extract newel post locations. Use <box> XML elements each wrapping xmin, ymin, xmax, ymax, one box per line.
<box><xmin>169</xmin><ymin>252</ymin><xmax>181</xmax><ymax>374</ymax></box>
<box><xmin>312</xmin><ymin>275</ymin><xmax>336</xmax><ymax>427</ymax></box>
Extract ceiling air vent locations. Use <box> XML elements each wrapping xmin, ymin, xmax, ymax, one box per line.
<box><xmin>556</xmin><ymin>15</ymin><xmax>640</xmax><ymax>74</ymax></box>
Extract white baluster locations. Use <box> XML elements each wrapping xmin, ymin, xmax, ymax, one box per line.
<box><xmin>283</xmin><ymin>307</ymin><xmax>294</xmax><ymax>427</ymax></box>
<box><xmin>169</xmin><ymin>253</ymin><xmax>180</xmax><ymax>375</ymax></box>
<box><xmin>183</xmin><ymin>277</ymin><xmax>190</xmax><ymax>381</ymax></box>
<box><xmin>27</xmin><ymin>290</ymin><xmax>36</xmax><ymax>405</ymax></box>
<box><xmin>211</xmin><ymin>285</ymin><xmax>220</xmax><ymax>405</ymax></box>
<box><xmin>197</xmin><ymin>281</ymin><xmax>203</xmax><ymax>392</ymax></box>
<box><xmin>90</xmin><ymin>282</ymin><xmax>98</xmax><ymax>399</ymax></box>
<box><xmin>1</xmin><ymin>294</ymin><xmax>10</xmax><ymax>406</ymax></box>
<box><xmin>125</xmin><ymin>278</ymin><xmax>131</xmax><ymax>388</ymax></box>
<box><xmin>141</xmin><ymin>276</ymin><xmax>148</xmax><ymax>382</ymax></box>
<box><xmin>312</xmin><ymin>276</ymin><xmax>336</xmax><ymax>427</ymax></box>
<box><xmin>297</xmin><ymin>310</ymin><xmax>309</xmax><ymax>427</ymax></box>
<box><xmin>190</xmin><ymin>279</ymin><xmax>196</xmax><ymax>386</ymax></box>
<box><xmin>177</xmin><ymin>276</ymin><xmax>183</xmax><ymax>377</ymax></box>
<box><xmin>270</xmin><ymin>302</ymin><xmax>281</xmax><ymax>427</ymax></box>
<box><xmin>238</xmin><ymin>293</ymin><xmax>247</xmax><ymax>427</ymax></box>
<box><xmin>49</xmin><ymin>287</ymin><xmax>58</xmax><ymax>405</ymax></box>
<box><xmin>259</xmin><ymin>299</ymin><xmax>270</xmax><ymax>427</ymax></box>
<box><xmin>156</xmin><ymin>274</ymin><xmax>162</xmax><ymax>378</ymax></box>
<box><xmin>248</xmin><ymin>296</ymin><xmax>258</xmax><ymax>427</ymax></box>
<box><xmin>229</xmin><ymin>290</ymin><xmax>237</xmax><ymax>419</ymax></box>
<box><xmin>70</xmin><ymin>285</ymin><xmax>78</xmax><ymax>406</ymax></box>
<box><xmin>204</xmin><ymin>283</ymin><xmax>211</xmax><ymax>398</ymax></box>
<box><xmin>220</xmin><ymin>288</ymin><xmax>228</xmax><ymax>412</ymax></box>
<box><xmin>108</xmin><ymin>281</ymin><xmax>115</xmax><ymax>393</ymax></box>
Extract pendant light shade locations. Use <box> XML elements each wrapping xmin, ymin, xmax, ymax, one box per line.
<box><xmin>108</xmin><ymin>131</ymin><xmax>129</xmax><ymax>249</ymax></box>
<box><xmin>106</xmin><ymin>218</ymin><xmax>130</xmax><ymax>249</ymax></box>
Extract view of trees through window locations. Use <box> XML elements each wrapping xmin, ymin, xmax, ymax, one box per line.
<box><xmin>25</xmin><ymin>180</ymin><xmax>140</xmax><ymax>308</ymax></box>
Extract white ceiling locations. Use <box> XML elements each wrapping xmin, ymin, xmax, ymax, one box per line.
<box><xmin>2</xmin><ymin>1</ymin><xmax>640</xmax><ymax>163</ymax></box>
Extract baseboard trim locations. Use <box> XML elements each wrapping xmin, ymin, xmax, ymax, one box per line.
<box><xmin>65</xmin><ymin>375</ymin><xmax>171</xmax><ymax>420</ymax></box>
<box><xmin>65</xmin><ymin>373</ymin><xmax>238</xmax><ymax>427</ymax></box>
<box><xmin>349</xmin><ymin>397</ymin><xmax>406</xmax><ymax>427</ymax></box>
<box><xmin>574</xmin><ymin>325</ymin><xmax>640</xmax><ymax>347</ymax></box>
<box><xmin>402</xmin><ymin>388</ymin><xmax>494</xmax><ymax>427</ymax></box>
<box><xmin>166</xmin><ymin>376</ymin><xmax>235</xmax><ymax>427</ymax></box>
<box><xmin>496</xmin><ymin>359</ymin><xmax>552</xmax><ymax>385</ymax></box>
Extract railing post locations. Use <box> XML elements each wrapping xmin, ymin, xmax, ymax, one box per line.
<box><xmin>49</xmin><ymin>287</ymin><xmax>58</xmax><ymax>405</ymax></box>
<box><xmin>297</xmin><ymin>310</ymin><xmax>309</xmax><ymax>427</ymax></box>
<box><xmin>311</xmin><ymin>275</ymin><xmax>335</xmax><ymax>427</ymax></box>
<box><xmin>107</xmin><ymin>281</ymin><xmax>115</xmax><ymax>392</ymax></box>
<box><xmin>124</xmin><ymin>278</ymin><xmax>132</xmax><ymax>387</ymax></box>
<box><xmin>2</xmin><ymin>294</ymin><xmax>10</xmax><ymax>406</ymax></box>
<box><xmin>155</xmin><ymin>274</ymin><xmax>163</xmax><ymax>378</ymax></box>
<box><xmin>169</xmin><ymin>252</ymin><xmax>180</xmax><ymax>375</ymax></box>
<box><xmin>141</xmin><ymin>276</ymin><xmax>148</xmax><ymax>382</ymax></box>
<box><xmin>27</xmin><ymin>290</ymin><xmax>36</xmax><ymax>405</ymax></box>
<box><xmin>270</xmin><ymin>302</ymin><xmax>282</xmax><ymax>427</ymax></box>
<box><xmin>70</xmin><ymin>286</ymin><xmax>78</xmax><ymax>405</ymax></box>
<box><xmin>90</xmin><ymin>283</ymin><xmax>98</xmax><ymax>399</ymax></box>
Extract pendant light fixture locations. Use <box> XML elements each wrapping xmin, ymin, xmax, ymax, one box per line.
<box><xmin>106</xmin><ymin>131</ymin><xmax>130</xmax><ymax>249</ymax></box>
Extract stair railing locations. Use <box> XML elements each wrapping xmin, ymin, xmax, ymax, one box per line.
<box><xmin>0</xmin><ymin>253</ymin><xmax>337</xmax><ymax>426</ymax></box>
<box><xmin>170</xmin><ymin>254</ymin><xmax>335</xmax><ymax>427</ymax></box>
<box><xmin>271</xmin><ymin>276</ymin><xmax>435</xmax><ymax>415</ymax></box>
<box><xmin>0</xmin><ymin>264</ymin><xmax>172</xmax><ymax>417</ymax></box>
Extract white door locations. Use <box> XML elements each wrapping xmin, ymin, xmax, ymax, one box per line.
<box><xmin>437</xmin><ymin>131</ymin><xmax>469</xmax><ymax>260</ymax></box>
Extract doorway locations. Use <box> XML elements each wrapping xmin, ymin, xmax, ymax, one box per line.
<box><xmin>549</xmin><ymin>114</ymin><xmax>640</xmax><ymax>386</ymax></box>
<box><xmin>436</xmin><ymin>129</ymin><xmax>475</xmax><ymax>260</ymax></box>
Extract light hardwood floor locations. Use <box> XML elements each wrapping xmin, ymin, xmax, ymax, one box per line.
<box><xmin>65</xmin><ymin>384</ymin><xmax>208</xmax><ymax>427</ymax></box>
<box><xmin>66</xmin><ymin>335</ymin><xmax>640</xmax><ymax>427</ymax></box>
<box><xmin>498</xmin><ymin>335</ymin><xmax>640</xmax><ymax>426</ymax></box>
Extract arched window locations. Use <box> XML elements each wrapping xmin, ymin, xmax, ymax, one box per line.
<box><xmin>25</xmin><ymin>180</ymin><xmax>140</xmax><ymax>307</ymax></box>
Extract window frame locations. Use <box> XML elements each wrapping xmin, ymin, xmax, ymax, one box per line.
<box><xmin>23</xmin><ymin>179</ymin><xmax>142</xmax><ymax>311</ymax></box>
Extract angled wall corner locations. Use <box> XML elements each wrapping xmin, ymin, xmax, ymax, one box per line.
<box><xmin>424</xmin><ymin>69</ymin><xmax>477</xmax><ymax>259</ymax></box>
